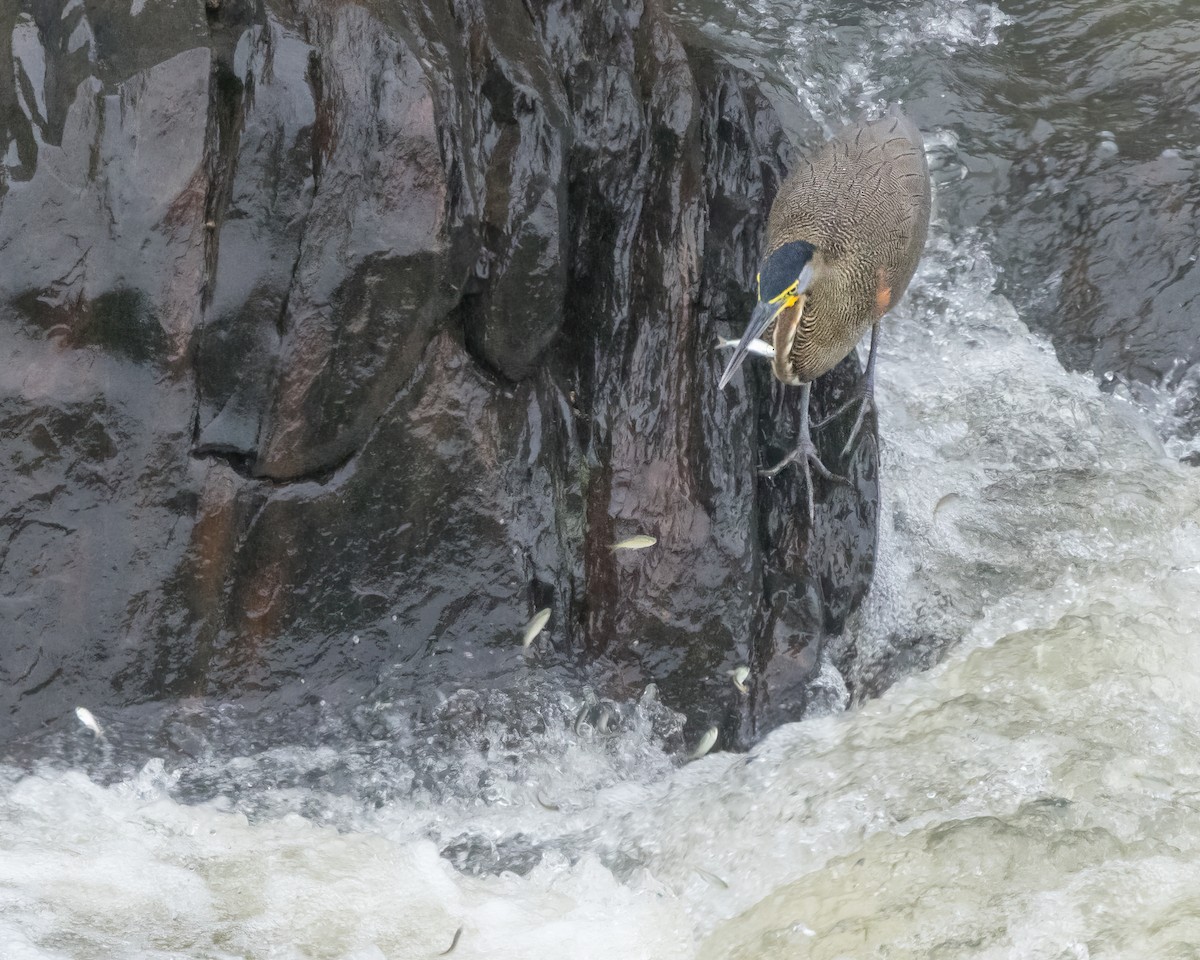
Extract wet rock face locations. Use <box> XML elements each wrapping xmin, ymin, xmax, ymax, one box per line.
<box><xmin>958</xmin><ymin>0</ymin><xmax>1200</xmax><ymax>451</ymax></box>
<box><xmin>1053</xmin><ymin>155</ymin><xmax>1200</xmax><ymax>391</ymax></box>
<box><xmin>996</xmin><ymin>137</ymin><xmax>1200</xmax><ymax>399</ymax></box>
<box><xmin>0</xmin><ymin>0</ymin><xmax>877</xmax><ymax>747</ymax></box>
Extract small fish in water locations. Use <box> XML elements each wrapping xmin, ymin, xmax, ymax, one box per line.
<box><xmin>731</xmin><ymin>665</ymin><xmax>750</xmax><ymax>693</ymax></box>
<box><xmin>522</xmin><ymin>608</ymin><xmax>551</xmax><ymax>647</ymax></box>
<box><xmin>611</xmin><ymin>535</ymin><xmax>657</xmax><ymax>551</ymax></box>
<box><xmin>437</xmin><ymin>926</ymin><xmax>463</xmax><ymax>956</ymax></box>
<box><xmin>693</xmin><ymin>866</ymin><xmax>729</xmax><ymax>889</ymax></box>
<box><xmin>74</xmin><ymin>706</ymin><xmax>103</xmax><ymax>738</ymax></box>
<box><xmin>716</xmin><ymin>337</ymin><xmax>775</xmax><ymax>359</ymax></box>
<box><xmin>690</xmin><ymin>725</ymin><xmax>718</xmax><ymax>759</ymax></box>
<box><xmin>933</xmin><ymin>492</ymin><xmax>961</xmax><ymax>518</ymax></box>
<box><xmin>574</xmin><ymin>690</ymin><xmax>599</xmax><ymax>735</ymax></box>
<box><xmin>594</xmin><ymin>705</ymin><xmax>618</xmax><ymax>737</ymax></box>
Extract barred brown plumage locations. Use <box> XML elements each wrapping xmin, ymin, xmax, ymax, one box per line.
<box><xmin>718</xmin><ymin>108</ymin><xmax>932</xmax><ymax>518</ymax></box>
<box><xmin>764</xmin><ymin>111</ymin><xmax>931</xmax><ymax>384</ymax></box>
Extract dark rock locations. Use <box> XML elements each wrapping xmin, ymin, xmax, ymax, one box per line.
<box><xmin>1</xmin><ymin>39</ymin><xmax>210</xmax><ymax>362</ymax></box>
<box><xmin>1055</xmin><ymin>154</ymin><xmax>1200</xmax><ymax>388</ymax></box>
<box><xmin>195</xmin><ymin>18</ymin><xmax>318</xmax><ymax>462</ymax></box>
<box><xmin>995</xmin><ymin>140</ymin><xmax>1200</xmax><ymax>397</ymax></box>
<box><xmin>250</xmin><ymin>3</ymin><xmax>477</xmax><ymax>480</ymax></box>
<box><xmin>0</xmin><ymin>0</ymin><xmax>879</xmax><ymax>750</ymax></box>
<box><xmin>958</xmin><ymin>0</ymin><xmax>1200</xmax><ymax>450</ymax></box>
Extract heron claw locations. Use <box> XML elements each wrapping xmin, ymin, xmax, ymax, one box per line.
<box><xmin>760</xmin><ymin>434</ymin><xmax>848</xmax><ymax>520</ymax></box>
<box><xmin>814</xmin><ymin>390</ymin><xmax>875</xmax><ymax>457</ymax></box>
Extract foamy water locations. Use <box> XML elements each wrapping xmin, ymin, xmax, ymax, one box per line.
<box><xmin>6</xmin><ymin>1</ymin><xmax>1200</xmax><ymax>957</ymax></box>
<box><xmin>6</xmin><ymin>213</ymin><xmax>1198</xmax><ymax>960</ymax></box>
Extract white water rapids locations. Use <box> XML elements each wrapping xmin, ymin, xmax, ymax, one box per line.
<box><xmin>5</xmin><ymin>2</ymin><xmax>1200</xmax><ymax>958</ymax></box>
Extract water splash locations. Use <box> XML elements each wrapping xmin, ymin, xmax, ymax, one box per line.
<box><xmin>5</xmin><ymin>1</ymin><xmax>1200</xmax><ymax>957</ymax></box>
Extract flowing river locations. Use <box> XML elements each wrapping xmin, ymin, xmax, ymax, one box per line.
<box><xmin>4</xmin><ymin>0</ymin><xmax>1200</xmax><ymax>957</ymax></box>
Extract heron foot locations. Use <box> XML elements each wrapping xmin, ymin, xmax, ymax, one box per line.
<box><xmin>814</xmin><ymin>389</ymin><xmax>876</xmax><ymax>457</ymax></box>
<box><xmin>760</xmin><ymin>435</ymin><xmax>848</xmax><ymax>520</ymax></box>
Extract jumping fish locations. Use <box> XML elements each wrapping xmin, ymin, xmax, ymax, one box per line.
<box><xmin>594</xmin><ymin>705</ymin><xmax>618</xmax><ymax>737</ymax></box>
<box><xmin>693</xmin><ymin>866</ymin><xmax>729</xmax><ymax>889</ymax></box>
<box><xmin>933</xmin><ymin>492</ymin><xmax>961</xmax><ymax>518</ymax></box>
<box><xmin>731</xmin><ymin>665</ymin><xmax>750</xmax><ymax>694</ymax></box>
<box><xmin>522</xmin><ymin>608</ymin><xmax>551</xmax><ymax>647</ymax></box>
<box><xmin>74</xmin><ymin>706</ymin><xmax>104</xmax><ymax>739</ymax></box>
<box><xmin>690</xmin><ymin>725</ymin><xmax>718</xmax><ymax>759</ymax></box>
<box><xmin>716</xmin><ymin>337</ymin><xmax>775</xmax><ymax>359</ymax></box>
<box><xmin>611</xmin><ymin>535</ymin><xmax>657</xmax><ymax>551</ymax></box>
<box><xmin>574</xmin><ymin>690</ymin><xmax>599</xmax><ymax>735</ymax></box>
<box><xmin>437</xmin><ymin>926</ymin><xmax>463</xmax><ymax>956</ymax></box>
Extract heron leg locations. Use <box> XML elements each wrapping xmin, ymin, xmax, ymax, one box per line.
<box><xmin>760</xmin><ymin>382</ymin><xmax>847</xmax><ymax>519</ymax></box>
<box><xmin>814</xmin><ymin>321</ymin><xmax>879</xmax><ymax>456</ymax></box>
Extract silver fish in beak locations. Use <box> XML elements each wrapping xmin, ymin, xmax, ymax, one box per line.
<box><xmin>716</xmin><ymin>337</ymin><xmax>775</xmax><ymax>359</ymax></box>
<box><xmin>718</xmin><ymin>256</ymin><xmax>814</xmax><ymax>389</ymax></box>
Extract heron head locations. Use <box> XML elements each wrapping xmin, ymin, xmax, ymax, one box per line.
<box><xmin>717</xmin><ymin>241</ymin><xmax>815</xmax><ymax>389</ymax></box>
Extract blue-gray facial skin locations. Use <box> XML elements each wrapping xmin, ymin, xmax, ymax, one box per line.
<box><xmin>758</xmin><ymin>241</ymin><xmax>815</xmax><ymax>304</ymax></box>
<box><xmin>717</xmin><ymin>240</ymin><xmax>817</xmax><ymax>391</ymax></box>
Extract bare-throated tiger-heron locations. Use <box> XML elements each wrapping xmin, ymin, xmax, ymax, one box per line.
<box><xmin>718</xmin><ymin>109</ymin><xmax>932</xmax><ymax>517</ymax></box>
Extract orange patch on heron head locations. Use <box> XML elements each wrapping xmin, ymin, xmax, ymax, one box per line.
<box><xmin>874</xmin><ymin>267</ymin><xmax>893</xmax><ymax>317</ymax></box>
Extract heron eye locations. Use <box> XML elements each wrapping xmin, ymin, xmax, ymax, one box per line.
<box><xmin>769</xmin><ymin>280</ymin><xmax>798</xmax><ymax>305</ymax></box>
